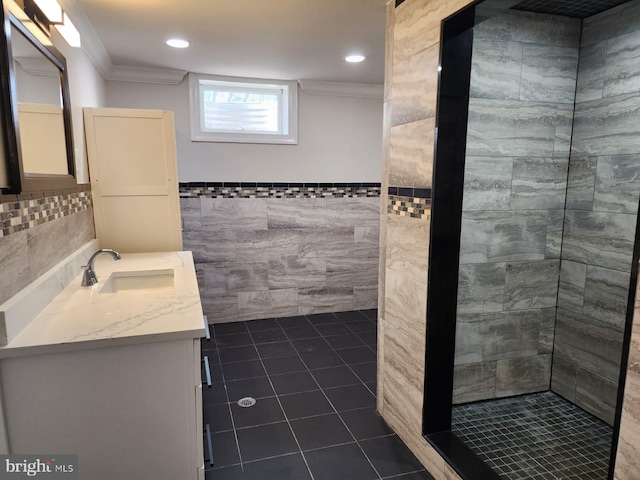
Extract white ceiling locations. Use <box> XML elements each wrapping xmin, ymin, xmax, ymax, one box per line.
<box><xmin>71</xmin><ymin>0</ymin><xmax>387</xmax><ymax>84</ymax></box>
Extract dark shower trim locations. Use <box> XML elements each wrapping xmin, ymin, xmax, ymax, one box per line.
<box><xmin>422</xmin><ymin>0</ymin><xmax>475</xmax><ymax>438</ymax></box>
<box><xmin>427</xmin><ymin>431</ymin><xmax>502</xmax><ymax>480</ymax></box>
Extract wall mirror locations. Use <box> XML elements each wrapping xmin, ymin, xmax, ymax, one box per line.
<box><xmin>0</xmin><ymin>0</ymin><xmax>76</xmax><ymax>194</ymax></box>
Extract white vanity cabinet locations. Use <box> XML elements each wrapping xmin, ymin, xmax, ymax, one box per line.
<box><xmin>0</xmin><ymin>250</ymin><xmax>206</xmax><ymax>480</ymax></box>
<box><xmin>0</xmin><ymin>338</ymin><xmax>204</xmax><ymax>479</ymax></box>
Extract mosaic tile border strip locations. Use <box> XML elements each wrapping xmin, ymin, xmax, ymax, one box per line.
<box><xmin>388</xmin><ymin>194</ymin><xmax>431</xmax><ymax>220</ymax></box>
<box><xmin>0</xmin><ymin>191</ymin><xmax>92</xmax><ymax>238</ymax></box>
<box><xmin>179</xmin><ymin>182</ymin><xmax>381</xmax><ymax>199</ymax></box>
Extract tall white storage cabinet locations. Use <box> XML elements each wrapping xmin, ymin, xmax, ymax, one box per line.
<box><xmin>84</xmin><ymin>108</ymin><xmax>183</xmax><ymax>253</ymax></box>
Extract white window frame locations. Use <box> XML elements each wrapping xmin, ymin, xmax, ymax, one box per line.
<box><xmin>189</xmin><ymin>73</ymin><xmax>298</xmax><ymax>145</ymax></box>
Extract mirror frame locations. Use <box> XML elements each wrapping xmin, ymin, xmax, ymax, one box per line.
<box><xmin>0</xmin><ymin>0</ymin><xmax>76</xmax><ymax>195</ymax></box>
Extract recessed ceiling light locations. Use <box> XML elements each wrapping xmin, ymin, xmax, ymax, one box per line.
<box><xmin>166</xmin><ymin>38</ymin><xmax>190</xmax><ymax>49</ymax></box>
<box><xmin>345</xmin><ymin>54</ymin><xmax>366</xmax><ymax>63</ymax></box>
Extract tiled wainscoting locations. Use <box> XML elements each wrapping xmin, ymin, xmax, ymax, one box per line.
<box><xmin>0</xmin><ymin>190</ymin><xmax>95</xmax><ymax>305</ymax></box>
<box><xmin>180</xmin><ymin>183</ymin><xmax>381</xmax><ymax>324</ymax></box>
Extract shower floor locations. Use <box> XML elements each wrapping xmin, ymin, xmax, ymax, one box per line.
<box><xmin>451</xmin><ymin>391</ymin><xmax>613</xmax><ymax>480</ymax></box>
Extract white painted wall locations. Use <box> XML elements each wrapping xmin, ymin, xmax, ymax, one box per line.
<box><xmin>50</xmin><ymin>29</ymin><xmax>106</xmax><ymax>184</ymax></box>
<box><xmin>106</xmin><ymin>79</ymin><xmax>383</xmax><ymax>182</ymax></box>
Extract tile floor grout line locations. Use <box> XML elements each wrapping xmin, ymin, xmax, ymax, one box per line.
<box><xmin>247</xmin><ymin>325</ymin><xmax>318</xmax><ymax>480</ymax></box>
<box><xmin>295</xmin><ymin>315</ymin><xmax>385</xmax><ymax>480</ymax></box>
<box><xmin>207</xmin><ymin>324</ymin><xmax>246</xmax><ymax>475</ymax></box>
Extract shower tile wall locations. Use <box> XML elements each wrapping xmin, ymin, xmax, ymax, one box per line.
<box><xmin>551</xmin><ymin>1</ymin><xmax>640</xmax><ymax>425</ymax></box>
<box><xmin>180</xmin><ymin>185</ymin><xmax>381</xmax><ymax>323</ymax></box>
<box><xmin>453</xmin><ymin>10</ymin><xmax>581</xmax><ymax>404</ymax></box>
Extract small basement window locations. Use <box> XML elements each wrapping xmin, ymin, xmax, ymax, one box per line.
<box><xmin>189</xmin><ymin>73</ymin><xmax>298</xmax><ymax>144</ymax></box>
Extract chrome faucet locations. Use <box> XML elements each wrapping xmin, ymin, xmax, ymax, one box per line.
<box><xmin>81</xmin><ymin>249</ymin><xmax>122</xmax><ymax>286</ymax></box>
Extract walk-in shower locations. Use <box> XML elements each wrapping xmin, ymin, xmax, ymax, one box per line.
<box><xmin>422</xmin><ymin>1</ymin><xmax>640</xmax><ymax>478</ymax></box>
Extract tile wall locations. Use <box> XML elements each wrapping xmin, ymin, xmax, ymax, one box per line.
<box><xmin>380</xmin><ymin>0</ymin><xmax>640</xmax><ymax>478</ymax></box>
<box><xmin>452</xmin><ymin>10</ymin><xmax>580</xmax><ymax>404</ymax></box>
<box><xmin>377</xmin><ymin>0</ymin><xmax>470</xmax><ymax>478</ymax></box>
<box><xmin>0</xmin><ymin>190</ymin><xmax>95</xmax><ymax>305</ymax></box>
<box><xmin>552</xmin><ymin>0</ymin><xmax>640</xmax><ymax>425</ymax></box>
<box><xmin>180</xmin><ymin>183</ymin><xmax>381</xmax><ymax>323</ymax></box>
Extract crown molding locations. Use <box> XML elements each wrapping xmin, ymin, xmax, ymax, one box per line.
<box><xmin>105</xmin><ymin>65</ymin><xmax>187</xmax><ymax>85</ymax></box>
<box><xmin>57</xmin><ymin>0</ymin><xmax>187</xmax><ymax>85</ymax></box>
<box><xmin>298</xmin><ymin>80</ymin><xmax>383</xmax><ymax>99</ymax></box>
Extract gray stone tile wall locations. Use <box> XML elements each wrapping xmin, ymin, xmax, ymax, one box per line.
<box><xmin>550</xmin><ymin>4</ymin><xmax>640</xmax><ymax>425</ymax></box>
<box><xmin>0</xmin><ymin>195</ymin><xmax>96</xmax><ymax>306</ymax></box>
<box><xmin>183</xmin><ymin>196</ymin><xmax>380</xmax><ymax>323</ymax></box>
<box><xmin>453</xmin><ymin>10</ymin><xmax>579</xmax><ymax>405</ymax></box>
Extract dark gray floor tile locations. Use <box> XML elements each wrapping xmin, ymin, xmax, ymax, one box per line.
<box><xmin>366</xmin><ymin>382</ymin><xmax>377</xmax><ymax>396</ymax></box>
<box><xmin>219</xmin><ymin>345</ymin><xmax>259</xmax><ymax>363</ymax></box>
<box><xmin>205</xmin><ymin>430</ymin><xmax>240</xmax><ymax>468</ymax></box>
<box><xmin>203</xmin><ymin>404</ymin><xmax>233</xmax><ymax>432</ymax></box>
<box><xmin>202</xmin><ymin>384</ymin><xmax>228</xmax><ymax>406</ymax></box>
<box><xmin>350</xmin><ymin>362</ymin><xmax>377</xmax><ymax>384</ymax></box>
<box><xmin>315</xmin><ymin>323</ymin><xmax>352</xmax><ymax>336</ymax></box>
<box><xmin>215</xmin><ymin>332</ymin><xmax>253</xmax><ymax>347</ymax></box>
<box><xmin>243</xmin><ymin>453</ymin><xmax>312</xmax><ymax>480</ymax></box>
<box><xmin>301</xmin><ymin>350</ymin><xmax>346</xmax><ymax>370</ymax></box>
<box><xmin>360</xmin><ymin>435</ymin><xmax>424</xmax><ymax>477</ymax></box>
<box><xmin>285</xmin><ymin>325</ymin><xmax>321</xmax><ymax>339</ymax></box>
<box><xmin>221</xmin><ymin>360</ymin><xmax>266</xmax><ymax>381</ymax></box>
<box><xmin>324</xmin><ymin>384</ymin><xmax>376</xmax><ymax>411</ymax></box>
<box><xmin>337</xmin><ymin>346</ymin><xmax>377</xmax><ymax>364</ymax></box>
<box><xmin>291</xmin><ymin>337</ymin><xmax>332</xmax><ymax>354</ymax></box>
<box><xmin>214</xmin><ymin>323</ymin><xmax>249</xmax><ymax>336</ymax></box>
<box><xmin>256</xmin><ymin>341</ymin><xmax>296</xmax><ymax>359</ymax></box>
<box><xmin>246</xmin><ymin>318</ymin><xmax>281</xmax><ymax>331</ymax></box>
<box><xmin>304</xmin><ymin>443</ymin><xmax>378</xmax><ymax>480</ymax></box>
<box><xmin>201</xmin><ymin>339</ymin><xmax>218</xmax><ymax>353</ymax></box>
<box><xmin>236</xmin><ymin>422</ymin><xmax>299</xmax><ymax>462</ymax></box>
<box><xmin>334</xmin><ymin>311</ymin><xmax>369</xmax><ymax>322</ymax></box>
<box><xmin>270</xmin><ymin>371</ymin><xmax>320</xmax><ymax>395</ymax></box>
<box><xmin>206</xmin><ymin>362</ymin><xmax>224</xmax><ymax>384</ymax></box>
<box><xmin>290</xmin><ymin>413</ymin><xmax>354</xmax><ymax>451</ymax></box>
<box><xmin>279</xmin><ymin>390</ymin><xmax>334</xmax><ymax>419</ymax></box>
<box><xmin>306</xmin><ymin>312</ymin><xmax>340</xmax><ymax>324</ymax></box>
<box><xmin>347</xmin><ymin>321</ymin><xmax>377</xmax><ymax>333</ymax></box>
<box><xmin>386</xmin><ymin>471</ymin><xmax>434</xmax><ymax>479</ymax></box>
<box><xmin>312</xmin><ymin>366</ymin><xmax>361</xmax><ymax>389</ymax></box>
<box><xmin>360</xmin><ymin>309</ymin><xmax>377</xmax><ymax>320</ymax></box>
<box><xmin>225</xmin><ymin>376</ymin><xmax>274</xmax><ymax>402</ymax></box>
<box><xmin>325</xmin><ymin>333</ymin><xmax>366</xmax><ymax>350</ymax></box>
<box><xmin>231</xmin><ymin>396</ymin><xmax>285</xmax><ymax>428</ymax></box>
<box><xmin>356</xmin><ymin>330</ymin><xmax>377</xmax><ymax>346</ymax></box>
<box><xmin>205</xmin><ymin>464</ymin><xmax>244</xmax><ymax>480</ymax></box>
<box><xmin>339</xmin><ymin>407</ymin><xmax>393</xmax><ymax>440</ymax></box>
<box><xmin>278</xmin><ymin>315</ymin><xmax>311</xmax><ymax>329</ymax></box>
<box><xmin>251</xmin><ymin>329</ymin><xmax>288</xmax><ymax>344</ymax></box>
<box><xmin>263</xmin><ymin>355</ymin><xmax>307</xmax><ymax>375</ymax></box>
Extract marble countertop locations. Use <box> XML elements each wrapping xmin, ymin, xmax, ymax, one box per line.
<box><xmin>0</xmin><ymin>251</ymin><xmax>205</xmax><ymax>358</ymax></box>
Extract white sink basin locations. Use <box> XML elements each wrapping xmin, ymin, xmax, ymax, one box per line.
<box><xmin>99</xmin><ymin>269</ymin><xmax>175</xmax><ymax>294</ymax></box>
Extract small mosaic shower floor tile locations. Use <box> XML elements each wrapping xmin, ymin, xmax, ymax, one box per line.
<box><xmin>451</xmin><ymin>391</ymin><xmax>613</xmax><ymax>480</ymax></box>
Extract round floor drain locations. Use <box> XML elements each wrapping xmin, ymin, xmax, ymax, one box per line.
<box><xmin>238</xmin><ymin>397</ymin><xmax>256</xmax><ymax>408</ymax></box>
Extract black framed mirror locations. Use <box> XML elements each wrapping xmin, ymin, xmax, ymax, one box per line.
<box><xmin>0</xmin><ymin>0</ymin><xmax>76</xmax><ymax>194</ymax></box>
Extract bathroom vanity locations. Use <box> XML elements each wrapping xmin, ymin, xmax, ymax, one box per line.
<box><xmin>0</xmin><ymin>244</ymin><xmax>206</xmax><ymax>480</ymax></box>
